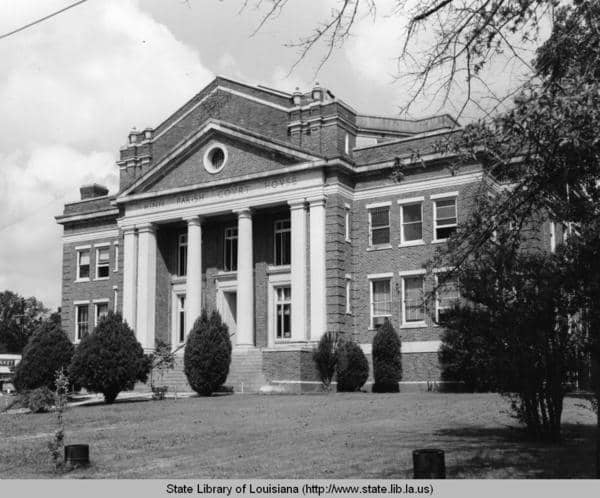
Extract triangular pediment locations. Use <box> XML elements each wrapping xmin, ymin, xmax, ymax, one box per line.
<box><xmin>120</xmin><ymin>121</ymin><xmax>321</xmax><ymax>197</ymax></box>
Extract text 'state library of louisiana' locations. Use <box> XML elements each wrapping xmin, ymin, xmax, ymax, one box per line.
<box><xmin>56</xmin><ymin>77</ymin><xmax>544</xmax><ymax>392</ymax></box>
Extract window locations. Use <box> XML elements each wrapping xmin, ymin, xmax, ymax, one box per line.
<box><xmin>370</xmin><ymin>278</ymin><xmax>392</xmax><ymax>328</ymax></box>
<box><xmin>434</xmin><ymin>198</ymin><xmax>457</xmax><ymax>241</ymax></box>
<box><xmin>203</xmin><ymin>145</ymin><xmax>228</xmax><ymax>173</ymax></box>
<box><xmin>94</xmin><ymin>301</ymin><xmax>109</xmax><ymax>326</ymax></box>
<box><xmin>224</xmin><ymin>227</ymin><xmax>238</xmax><ymax>272</ymax></box>
<box><xmin>344</xmin><ymin>132</ymin><xmax>350</xmax><ymax>154</ymax></box>
<box><xmin>274</xmin><ymin>219</ymin><xmax>291</xmax><ymax>266</ymax></box>
<box><xmin>178</xmin><ymin>234</ymin><xmax>187</xmax><ymax>276</ymax></box>
<box><xmin>401</xmin><ymin>203</ymin><xmax>423</xmax><ymax>244</ymax></box>
<box><xmin>114</xmin><ymin>244</ymin><xmax>119</xmax><ymax>272</ymax></box>
<box><xmin>344</xmin><ymin>204</ymin><xmax>351</xmax><ymax>242</ymax></box>
<box><xmin>75</xmin><ymin>304</ymin><xmax>89</xmax><ymax>341</ymax></box>
<box><xmin>275</xmin><ymin>286</ymin><xmax>291</xmax><ymax>339</ymax></box>
<box><xmin>177</xmin><ymin>294</ymin><xmax>186</xmax><ymax>343</ymax></box>
<box><xmin>95</xmin><ymin>246</ymin><xmax>110</xmax><ymax>279</ymax></box>
<box><xmin>436</xmin><ymin>274</ymin><xmax>459</xmax><ymax>325</ymax></box>
<box><xmin>402</xmin><ymin>276</ymin><xmax>425</xmax><ymax>324</ymax></box>
<box><xmin>369</xmin><ymin>206</ymin><xmax>390</xmax><ymax>246</ymax></box>
<box><xmin>76</xmin><ymin>249</ymin><xmax>90</xmax><ymax>280</ymax></box>
<box><xmin>345</xmin><ymin>276</ymin><xmax>352</xmax><ymax>314</ymax></box>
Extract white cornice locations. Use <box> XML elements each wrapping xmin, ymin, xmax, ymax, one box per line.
<box><xmin>56</xmin><ymin>208</ymin><xmax>119</xmax><ymax>225</ymax></box>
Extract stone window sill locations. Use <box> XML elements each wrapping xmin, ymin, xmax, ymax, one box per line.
<box><xmin>367</xmin><ymin>244</ymin><xmax>392</xmax><ymax>252</ymax></box>
<box><xmin>400</xmin><ymin>322</ymin><xmax>428</xmax><ymax>329</ymax></box>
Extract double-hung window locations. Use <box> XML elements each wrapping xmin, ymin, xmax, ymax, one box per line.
<box><xmin>94</xmin><ymin>301</ymin><xmax>109</xmax><ymax>326</ymax></box>
<box><xmin>370</xmin><ymin>277</ymin><xmax>392</xmax><ymax>328</ymax></box>
<box><xmin>368</xmin><ymin>205</ymin><xmax>390</xmax><ymax>247</ymax></box>
<box><xmin>75</xmin><ymin>304</ymin><xmax>89</xmax><ymax>341</ymax></box>
<box><xmin>400</xmin><ymin>201</ymin><xmax>423</xmax><ymax>244</ymax></box>
<box><xmin>224</xmin><ymin>227</ymin><xmax>238</xmax><ymax>272</ymax></box>
<box><xmin>275</xmin><ymin>286</ymin><xmax>292</xmax><ymax>339</ymax></box>
<box><xmin>344</xmin><ymin>204</ymin><xmax>351</xmax><ymax>242</ymax></box>
<box><xmin>95</xmin><ymin>246</ymin><xmax>110</xmax><ymax>279</ymax></box>
<box><xmin>436</xmin><ymin>273</ymin><xmax>460</xmax><ymax>325</ymax></box>
<box><xmin>402</xmin><ymin>274</ymin><xmax>425</xmax><ymax>325</ymax></box>
<box><xmin>274</xmin><ymin>219</ymin><xmax>291</xmax><ymax>266</ymax></box>
<box><xmin>178</xmin><ymin>234</ymin><xmax>187</xmax><ymax>276</ymax></box>
<box><xmin>434</xmin><ymin>197</ymin><xmax>457</xmax><ymax>241</ymax></box>
<box><xmin>76</xmin><ymin>249</ymin><xmax>90</xmax><ymax>281</ymax></box>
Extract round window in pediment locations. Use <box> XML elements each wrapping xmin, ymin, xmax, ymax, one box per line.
<box><xmin>203</xmin><ymin>144</ymin><xmax>228</xmax><ymax>174</ymax></box>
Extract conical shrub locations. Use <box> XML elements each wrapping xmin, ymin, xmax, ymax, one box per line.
<box><xmin>372</xmin><ymin>319</ymin><xmax>402</xmax><ymax>392</ymax></box>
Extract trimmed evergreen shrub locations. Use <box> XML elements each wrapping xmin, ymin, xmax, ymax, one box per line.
<box><xmin>372</xmin><ymin>320</ymin><xmax>402</xmax><ymax>393</ymax></box>
<box><xmin>184</xmin><ymin>309</ymin><xmax>232</xmax><ymax>396</ymax></box>
<box><xmin>336</xmin><ymin>340</ymin><xmax>369</xmax><ymax>392</ymax></box>
<box><xmin>312</xmin><ymin>331</ymin><xmax>341</xmax><ymax>389</ymax></box>
<box><xmin>69</xmin><ymin>311</ymin><xmax>150</xmax><ymax>404</ymax></box>
<box><xmin>13</xmin><ymin>319</ymin><xmax>74</xmax><ymax>392</ymax></box>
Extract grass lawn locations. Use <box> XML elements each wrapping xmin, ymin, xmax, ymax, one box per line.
<box><xmin>0</xmin><ymin>393</ymin><xmax>596</xmax><ymax>479</ymax></box>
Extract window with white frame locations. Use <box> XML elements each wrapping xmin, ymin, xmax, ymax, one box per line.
<box><xmin>345</xmin><ymin>276</ymin><xmax>352</xmax><ymax>314</ymax></box>
<box><xmin>274</xmin><ymin>219</ymin><xmax>291</xmax><ymax>266</ymax></box>
<box><xmin>344</xmin><ymin>132</ymin><xmax>350</xmax><ymax>154</ymax></box>
<box><xmin>95</xmin><ymin>246</ymin><xmax>110</xmax><ymax>279</ymax></box>
<box><xmin>75</xmin><ymin>304</ymin><xmax>89</xmax><ymax>341</ymax></box>
<box><xmin>369</xmin><ymin>206</ymin><xmax>390</xmax><ymax>246</ymax></box>
<box><xmin>402</xmin><ymin>275</ymin><xmax>425</xmax><ymax>324</ymax></box>
<box><xmin>114</xmin><ymin>243</ymin><xmax>119</xmax><ymax>272</ymax></box>
<box><xmin>436</xmin><ymin>274</ymin><xmax>459</xmax><ymax>325</ymax></box>
<box><xmin>178</xmin><ymin>234</ymin><xmax>187</xmax><ymax>276</ymax></box>
<box><xmin>76</xmin><ymin>249</ymin><xmax>90</xmax><ymax>280</ymax></box>
<box><xmin>177</xmin><ymin>294</ymin><xmax>186</xmax><ymax>343</ymax></box>
<box><xmin>94</xmin><ymin>301</ymin><xmax>109</xmax><ymax>327</ymax></box>
<box><xmin>344</xmin><ymin>204</ymin><xmax>351</xmax><ymax>242</ymax></box>
<box><xmin>434</xmin><ymin>198</ymin><xmax>457</xmax><ymax>241</ymax></box>
<box><xmin>275</xmin><ymin>286</ymin><xmax>292</xmax><ymax>339</ymax></box>
<box><xmin>224</xmin><ymin>226</ymin><xmax>238</xmax><ymax>272</ymax></box>
<box><xmin>370</xmin><ymin>278</ymin><xmax>392</xmax><ymax>327</ymax></box>
<box><xmin>401</xmin><ymin>203</ymin><xmax>423</xmax><ymax>244</ymax></box>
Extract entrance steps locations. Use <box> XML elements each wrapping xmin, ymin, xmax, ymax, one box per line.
<box><xmin>149</xmin><ymin>347</ymin><xmax>267</xmax><ymax>394</ymax></box>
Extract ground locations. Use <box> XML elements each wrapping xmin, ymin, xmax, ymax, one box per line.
<box><xmin>0</xmin><ymin>393</ymin><xmax>596</xmax><ymax>478</ymax></box>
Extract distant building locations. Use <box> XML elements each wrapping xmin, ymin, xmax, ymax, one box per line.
<box><xmin>0</xmin><ymin>354</ymin><xmax>20</xmax><ymax>393</ymax></box>
<box><xmin>55</xmin><ymin>76</ymin><xmax>529</xmax><ymax>392</ymax></box>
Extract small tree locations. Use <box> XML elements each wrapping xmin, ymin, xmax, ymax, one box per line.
<box><xmin>69</xmin><ymin>312</ymin><xmax>150</xmax><ymax>404</ymax></box>
<box><xmin>336</xmin><ymin>340</ymin><xmax>369</xmax><ymax>392</ymax></box>
<box><xmin>312</xmin><ymin>331</ymin><xmax>341</xmax><ymax>390</ymax></box>
<box><xmin>184</xmin><ymin>310</ymin><xmax>232</xmax><ymax>396</ymax></box>
<box><xmin>372</xmin><ymin>320</ymin><xmax>402</xmax><ymax>393</ymax></box>
<box><xmin>13</xmin><ymin>318</ymin><xmax>73</xmax><ymax>392</ymax></box>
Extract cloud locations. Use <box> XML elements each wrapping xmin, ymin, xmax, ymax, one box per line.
<box><xmin>0</xmin><ymin>0</ymin><xmax>214</xmax><ymax>308</ymax></box>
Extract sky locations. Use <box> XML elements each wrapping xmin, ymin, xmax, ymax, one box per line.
<box><xmin>0</xmin><ymin>0</ymin><xmax>542</xmax><ymax>310</ymax></box>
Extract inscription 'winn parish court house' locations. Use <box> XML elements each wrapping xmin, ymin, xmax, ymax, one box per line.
<box><xmin>56</xmin><ymin>76</ymin><xmax>502</xmax><ymax>391</ymax></box>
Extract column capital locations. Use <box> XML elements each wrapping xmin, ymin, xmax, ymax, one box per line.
<box><xmin>307</xmin><ymin>195</ymin><xmax>327</xmax><ymax>207</ymax></box>
<box><xmin>121</xmin><ymin>226</ymin><xmax>136</xmax><ymax>236</ymax></box>
<box><xmin>183</xmin><ymin>214</ymin><xmax>204</xmax><ymax>226</ymax></box>
<box><xmin>234</xmin><ymin>207</ymin><xmax>253</xmax><ymax>218</ymax></box>
<box><xmin>137</xmin><ymin>222</ymin><xmax>155</xmax><ymax>234</ymax></box>
<box><xmin>288</xmin><ymin>199</ymin><xmax>306</xmax><ymax>210</ymax></box>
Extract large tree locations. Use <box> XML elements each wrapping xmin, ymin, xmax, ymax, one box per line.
<box><xmin>0</xmin><ymin>290</ymin><xmax>48</xmax><ymax>354</ymax></box>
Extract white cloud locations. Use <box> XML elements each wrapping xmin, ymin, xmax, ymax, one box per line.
<box><xmin>0</xmin><ymin>0</ymin><xmax>214</xmax><ymax>308</ymax></box>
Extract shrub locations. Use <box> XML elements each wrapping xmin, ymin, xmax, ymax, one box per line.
<box><xmin>184</xmin><ymin>310</ymin><xmax>232</xmax><ymax>396</ymax></box>
<box><xmin>312</xmin><ymin>331</ymin><xmax>341</xmax><ymax>389</ymax></box>
<box><xmin>69</xmin><ymin>311</ymin><xmax>150</xmax><ymax>404</ymax></box>
<box><xmin>20</xmin><ymin>386</ymin><xmax>54</xmax><ymax>413</ymax></box>
<box><xmin>372</xmin><ymin>320</ymin><xmax>402</xmax><ymax>393</ymax></box>
<box><xmin>13</xmin><ymin>319</ymin><xmax>74</xmax><ymax>392</ymax></box>
<box><xmin>336</xmin><ymin>340</ymin><xmax>369</xmax><ymax>392</ymax></box>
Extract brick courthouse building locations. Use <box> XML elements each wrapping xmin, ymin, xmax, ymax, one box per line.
<box><xmin>56</xmin><ymin>76</ymin><xmax>488</xmax><ymax>392</ymax></box>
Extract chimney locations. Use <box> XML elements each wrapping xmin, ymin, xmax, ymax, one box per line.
<box><xmin>311</xmin><ymin>82</ymin><xmax>323</xmax><ymax>101</ymax></box>
<box><xmin>292</xmin><ymin>87</ymin><xmax>302</xmax><ymax>106</ymax></box>
<box><xmin>80</xmin><ymin>184</ymin><xmax>109</xmax><ymax>200</ymax></box>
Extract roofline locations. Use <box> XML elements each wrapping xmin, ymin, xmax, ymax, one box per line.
<box><xmin>353</xmin><ymin>127</ymin><xmax>462</xmax><ymax>153</ymax></box>
<box><xmin>56</xmin><ymin>208</ymin><xmax>119</xmax><ymax>225</ymax></box>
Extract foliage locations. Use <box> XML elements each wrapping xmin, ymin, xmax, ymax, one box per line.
<box><xmin>48</xmin><ymin>369</ymin><xmax>69</xmax><ymax>472</ymax></box>
<box><xmin>69</xmin><ymin>311</ymin><xmax>150</xmax><ymax>404</ymax></box>
<box><xmin>372</xmin><ymin>320</ymin><xmax>402</xmax><ymax>393</ymax></box>
<box><xmin>19</xmin><ymin>386</ymin><xmax>54</xmax><ymax>413</ymax></box>
<box><xmin>13</xmin><ymin>318</ymin><xmax>74</xmax><ymax>392</ymax></box>
<box><xmin>183</xmin><ymin>310</ymin><xmax>232</xmax><ymax>396</ymax></box>
<box><xmin>150</xmin><ymin>340</ymin><xmax>175</xmax><ymax>399</ymax></box>
<box><xmin>336</xmin><ymin>340</ymin><xmax>369</xmax><ymax>392</ymax></box>
<box><xmin>312</xmin><ymin>331</ymin><xmax>341</xmax><ymax>390</ymax></box>
<box><xmin>0</xmin><ymin>290</ymin><xmax>48</xmax><ymax>354</ymax></box>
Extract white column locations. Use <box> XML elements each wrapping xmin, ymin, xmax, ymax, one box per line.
<box><xmin>309</xmin><ymin>196</ymin><xmax>327</xmax><ymax>341</ymax></box>
<box><xmin>289</xmin><ymin>200</ymin><xmax>307</xmax><ymax>341</ymax></box>
<box><xmin>122</xmin><ymin>227</ymin><xmax>137</xmax><ymax>331</ymax></box>
<box><xmin>236</xmin><ymin>208</ymin><xmax>254</xmax><ymax>346</ymax></box>
<box><xmin>185</xmin><ymin>216</ymin><xmax>203</xmax><ymax>332</ymax></box>
<box><xmin>136</xmin><ymin>223</ymin><xmax>157</xmax><ymax>351</ymax></box>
